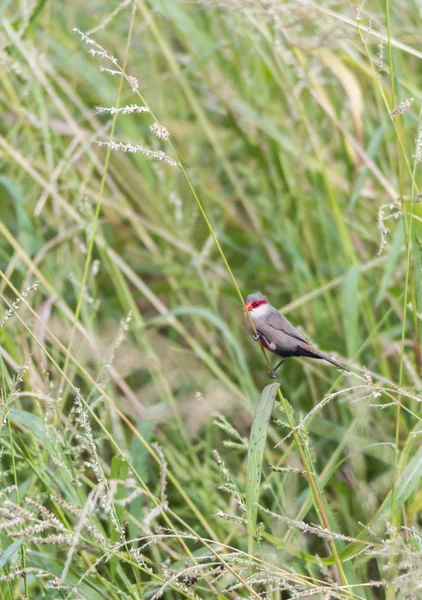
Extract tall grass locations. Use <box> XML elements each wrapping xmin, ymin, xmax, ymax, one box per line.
<box><xmin>0</xmin><ymin>0</ymin><xmax>421</xmax><ymax>598</ymax></box>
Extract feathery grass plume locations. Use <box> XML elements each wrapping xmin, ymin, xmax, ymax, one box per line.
<box><xmin>102</xmin><ymin>311</ymin><xmax>132</xmax><ymax>375</ymax></box>
<box><xmin>377</xmin><ymin>201</ymin><xmax>401</xmax><ymax>254</ymax></box>
<box><xmin>0</xmin><ymin>568</ymin><xmax>48</xmax><ymax>584</ymax></box>
<box><xmin>355</xmin><ymin>0</ymin><xmax>367</xmax><ymax>21</ymax></box>
<box><xmin>275</xmin><ymin>383</ymin><xmax>361</xmax><ymax>446</ymax></box>
<box><xmin>376</xmin><ymin>36</ymin><xmax>386</xmax><ymax>78</ymax></box>
<box><xmin>151</xmin><ymin>564</ymin><xmax>203</xmax><ymax>600</ymax></box>
<box><xmin>95</xmin><ymin>104</ymin><xmax>149</xmax><ymax>115</ymax></box>
<box><xmin>98</xmin><ymin>66</ymin><xmax>121</xmax><ymax>76</ymax></box>
<box><xmin>315</xmin><ymin>554</ymin><xmax>335</xmax><ymax>587</ymax></box>
<box><xmin>130</xmin><ymin>546</ymin><xmax>153</xmax><ymax>572</ymax></box>
<box><xmin>96</xmin><ymin>140</ymin><xmax>177</xmax><ymax>166</ymax></box>
<box><xmin>391</xmin><ymin>98</ymin><xmax>413</xmax><ymax>118</ymax></box>
<box><xmin>89</xmin><ymin>48</ymin><xmax>118</xmax><ymax>66</ymax></box>
<box><xmin>1</xmin><ymin>495</ymin><xmax>76</xmax><ymax>547</ymax></box>
<box><xmin>258</xmin><ymin>507</ymin><xmax>360</xmax><ymax>544</ymax></box>
<box><xmin>212</xmin><ymin>449</ymin><xmax>230</xmax><ymax>481</ymax></box>
<box><xmin>44</xmin><ymin>577</ymin><xmax>67</xmax><ymax>591</ymax></box>
<box><xmin>142</xmin><ymin>499</ymin><xmax>168</xmax><ymax>535</ymax></box>
<box><xmin>212</xmin><ymin>449</ymin><xmax>246</xmax><ymax>514</ymax></box>
<box><xmin>51</xmin><ymin>495</ymin><xmax>107</xmax><ymax>545</ymax></box>
<box><xmin>149</xmin><ymin>122</ymin><xmax>169</xmax><ymax>141</ymax></box>
<box><xmin>151</xmin><ymin>442</ymin><xmax>168</xmax><ymax>504</ymax></box>
<box><xmin>269</xmin><ymin>465</ymin><xmax>306</xmax><ymax>474</ymax></box>
<box><xmin>0</xmin><ymin>355</ymin><xmax>33</xmax><ymax>427</ymax></box>
<box><xmin>91</xmin><ymin>258</ymin><xmax>100</xmax><ymax>277</ymax></box>
<box><xmin>0</xmin><ymin>281</ymin><xmax>39</xmax><ymax>328</ymax></box>
<box><xmin>212</xmin><ymin>411</ymin><xmax>248</xmax><ymax>450</ymax></box>
<box><xmin>214</xmin><ymin>510</ymin><xmax>246</xmax><ymax>524</ymax></box>
<box><xmin>369</xmin><ymin>400</ymin><xmax>399</xmax><ymax>409</ymax></box>
<box><xmin>126</xmin><ymin>74</ymin><xmax>139</xmax><ymax>92</ymax></box>
<box><xmin>73</xmin><ymin>27</ymin><xmax>140</xmax><ymax>92</ymax></box>
<box><xmin>413</xmin><ymin>126</ymin><xmax>422</xmax><ymax>163</ymax></box>
<box><xmin>3</xmin><ymin>0</ymin><xmax>422</xmax><ymax>596</ymax></box>
<box><xmin>364</xmin><ymin>19</ymin><xmax>373</xmax><ymax>43</ymax></box>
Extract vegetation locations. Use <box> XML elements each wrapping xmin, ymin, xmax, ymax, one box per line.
<box><xmin>0</xmin><ymin>0</ymin><xmax>421</xmax><ymax>598</ymax></box>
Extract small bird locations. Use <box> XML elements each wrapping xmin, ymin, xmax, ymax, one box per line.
<box><xmin>244</xmin><ymin>293</ymin><xmax>350</xmax><ymax>379</ymax></box>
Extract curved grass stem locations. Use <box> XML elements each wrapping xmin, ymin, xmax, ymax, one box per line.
<box><xmin>60</xmin><ymin>2</ymin><xmax>137</xmax><ymax>397</ymax></box>
<box><xmin>72</xmin><ymin>12</ymin><xmax>352</xmax><ymax>589</ymax></box>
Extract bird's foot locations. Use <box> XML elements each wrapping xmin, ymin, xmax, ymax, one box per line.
<box><xmin>268</xmin><ymin>369</ymin><xmax>278</xmax><ymax>380</ymax></box>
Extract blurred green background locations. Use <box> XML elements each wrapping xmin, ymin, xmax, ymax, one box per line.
<box><xmin>0</xmin><ymin>0</ymin><xmax>421</xmax><ymax>598</ymax></box>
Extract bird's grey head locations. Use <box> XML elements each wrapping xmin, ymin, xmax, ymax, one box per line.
<box><xmin>246</xmin><ymin>293</ymin><xmax>267</xmax><ymax>303</ymax></box>
<box><xmin>245</xmin><ymin>293</ymin><xmax>270</xmax><ymax>315</ymax></box>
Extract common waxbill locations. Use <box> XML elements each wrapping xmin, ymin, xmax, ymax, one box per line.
<box><xmin>245</xmin><ymin>293</ymin><xmax>349</xmax><ymax>379</ymax></box>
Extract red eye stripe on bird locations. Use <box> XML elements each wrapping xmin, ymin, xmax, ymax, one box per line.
<box><xmin>245</xmin><ymin>298</ymin><xmax>268</xmax><ymax>311</ymax></box>
<box><xmin>244</xmin><ymin>293</ymin><xmax>350</xmax><ymax>379</ymax></box>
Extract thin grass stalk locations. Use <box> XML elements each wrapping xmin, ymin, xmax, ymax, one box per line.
<box><xmin>0</xmin><ymin>360</ymin><xmax>28</xmax><ymax>597</ymax></box>
<box><xmin>93</xmin><ymin>22</ymin><xmax>352</xmax><ymax>590</ymax></box>
<box><xmin>353</xmin><ymin>0</ymin><xmax>421</xmax><ymax>524</ymax></box>
<box><xmin>275</xmin><ymin>389</ymin><xmax>350</xmax><ymax>589</ymax></box>
<box><xmin>5</xmin><ymin>70</ymin><xmax>352</xmax><ymax>596</ymax></box>
<box><xmin>0</xmin><ymin>274</ymin><xmax>262</xmax><ymax>599</ymax></box>
<box><xmin>89</xmin><ymin>44</ymin><xmax>351</xmax><ymax>596</ymax></box>
<box><xmin>0</xmin><ymin>219</ymin><xmax>244</xmax><ymax>402</ymax></box>
<box><xmin>288</xmin><ymin>43</ymin><xmax>391</xmax><ymax>380</ymax></box>
<box><xmin>178</xmin><ymin>115</ymin><xmax>352</xmax><ymax>599</ymax></box>
<box><xmin>246</xmin><ymin>12</ymin><xmax>391</xmax><ymax>383</ymax></box>
<box><xmin>14</xmin><ymin>11</ymin><xmax>353</xmax><ymax>590</ymax></box>
<box><xmin>6</xmin><ymin>4</ymin><xmax>422</xmax><ymax>596</ymax></box>
<box><xmin>0</xmin><ymin>270</ymin><xmax>216</xmax><ymax>538</ymax></box>
<box><xmin>392</xmin><ymin>105</ymin><xmax>422</xmax><ymax>521</ymax></box>
<box><xmin>59</xmin><ymin>1</ymin><xmax>137</xmax><ymax>397</ymax></box>
<box><xmin>385</xmin><ymin>0</ymin><xmax>403</xmax><ymax>540</ymax></box>
<box><xmin>63</xmin><ymin>533</ymin><xmax>336</xmax><ymax>600</ymax></box>
<box><xmin>350</xmin><ymin>8</ymin><xmax>422</xmax><ymax>595</ymax></box>
<box><xmin>166</xmin><ymin>58</ymin><xmax>351</xmax><ymax>599</ymax></box>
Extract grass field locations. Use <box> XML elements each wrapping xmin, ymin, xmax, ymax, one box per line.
<box><xmin>0</xmin><ymin>0</ymin><xmax>422</xmax><ymax>598</ymax></box>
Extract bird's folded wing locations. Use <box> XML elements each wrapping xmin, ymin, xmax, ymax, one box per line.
<box><xmin>265</xmin><ymin>310</ymin><xmax>308</xmax><ymax>343</ymax></box>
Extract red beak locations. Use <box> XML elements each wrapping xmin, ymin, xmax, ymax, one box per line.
<box><xmin>245</xmin><ymin>301</ymin><xmax>252</xmax><ymax>311</ymax></box>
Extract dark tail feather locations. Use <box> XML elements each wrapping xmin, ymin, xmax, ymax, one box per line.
<box><xmin>314</xmin><ymin>350</ymin><xmax>350</xmax><ymax>372</ymax></box>
<box><xmin>303</xmin><ymin>345</ymin><xmax>350</xmax><ymax>372</ymax></box>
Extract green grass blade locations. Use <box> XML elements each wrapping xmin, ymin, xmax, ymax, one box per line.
<box><xmin>342</xmin><ymin>265</ymin><xmax>361</xmax><ymax>357</ymax></box>
<box><xmin>376</xmin><ymin>222</ymin><xmax>405</xmax><ymax>306</ymax></box>
<box><xmin>0</xmin><ymin>540</ymin><xmax>23</xmax><ymax>569</ymax></box>
<box><xmin>246</xmin><ymin>382</ymin><xmax>279</xmax><ymax>555</ymax></box>
<box><xmin>109</xmin><ymin>456</ymin><xmax>129</xmax><ymax>580</ymax></box>
<box><xmin>325</xmin><ymin>446</ymin><xmax>422</xmax><ymax>564</ymax></box>
<box><xmin>412</xmin><ymin>229</ymin><xmax>422</xmax><ymax>353</ymax></box>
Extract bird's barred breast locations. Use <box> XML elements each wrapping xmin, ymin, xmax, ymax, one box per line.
<box><xmin>257</xmin><ymin>323</ymin><xmax>304</xmax><ymax>356</ymax></box>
